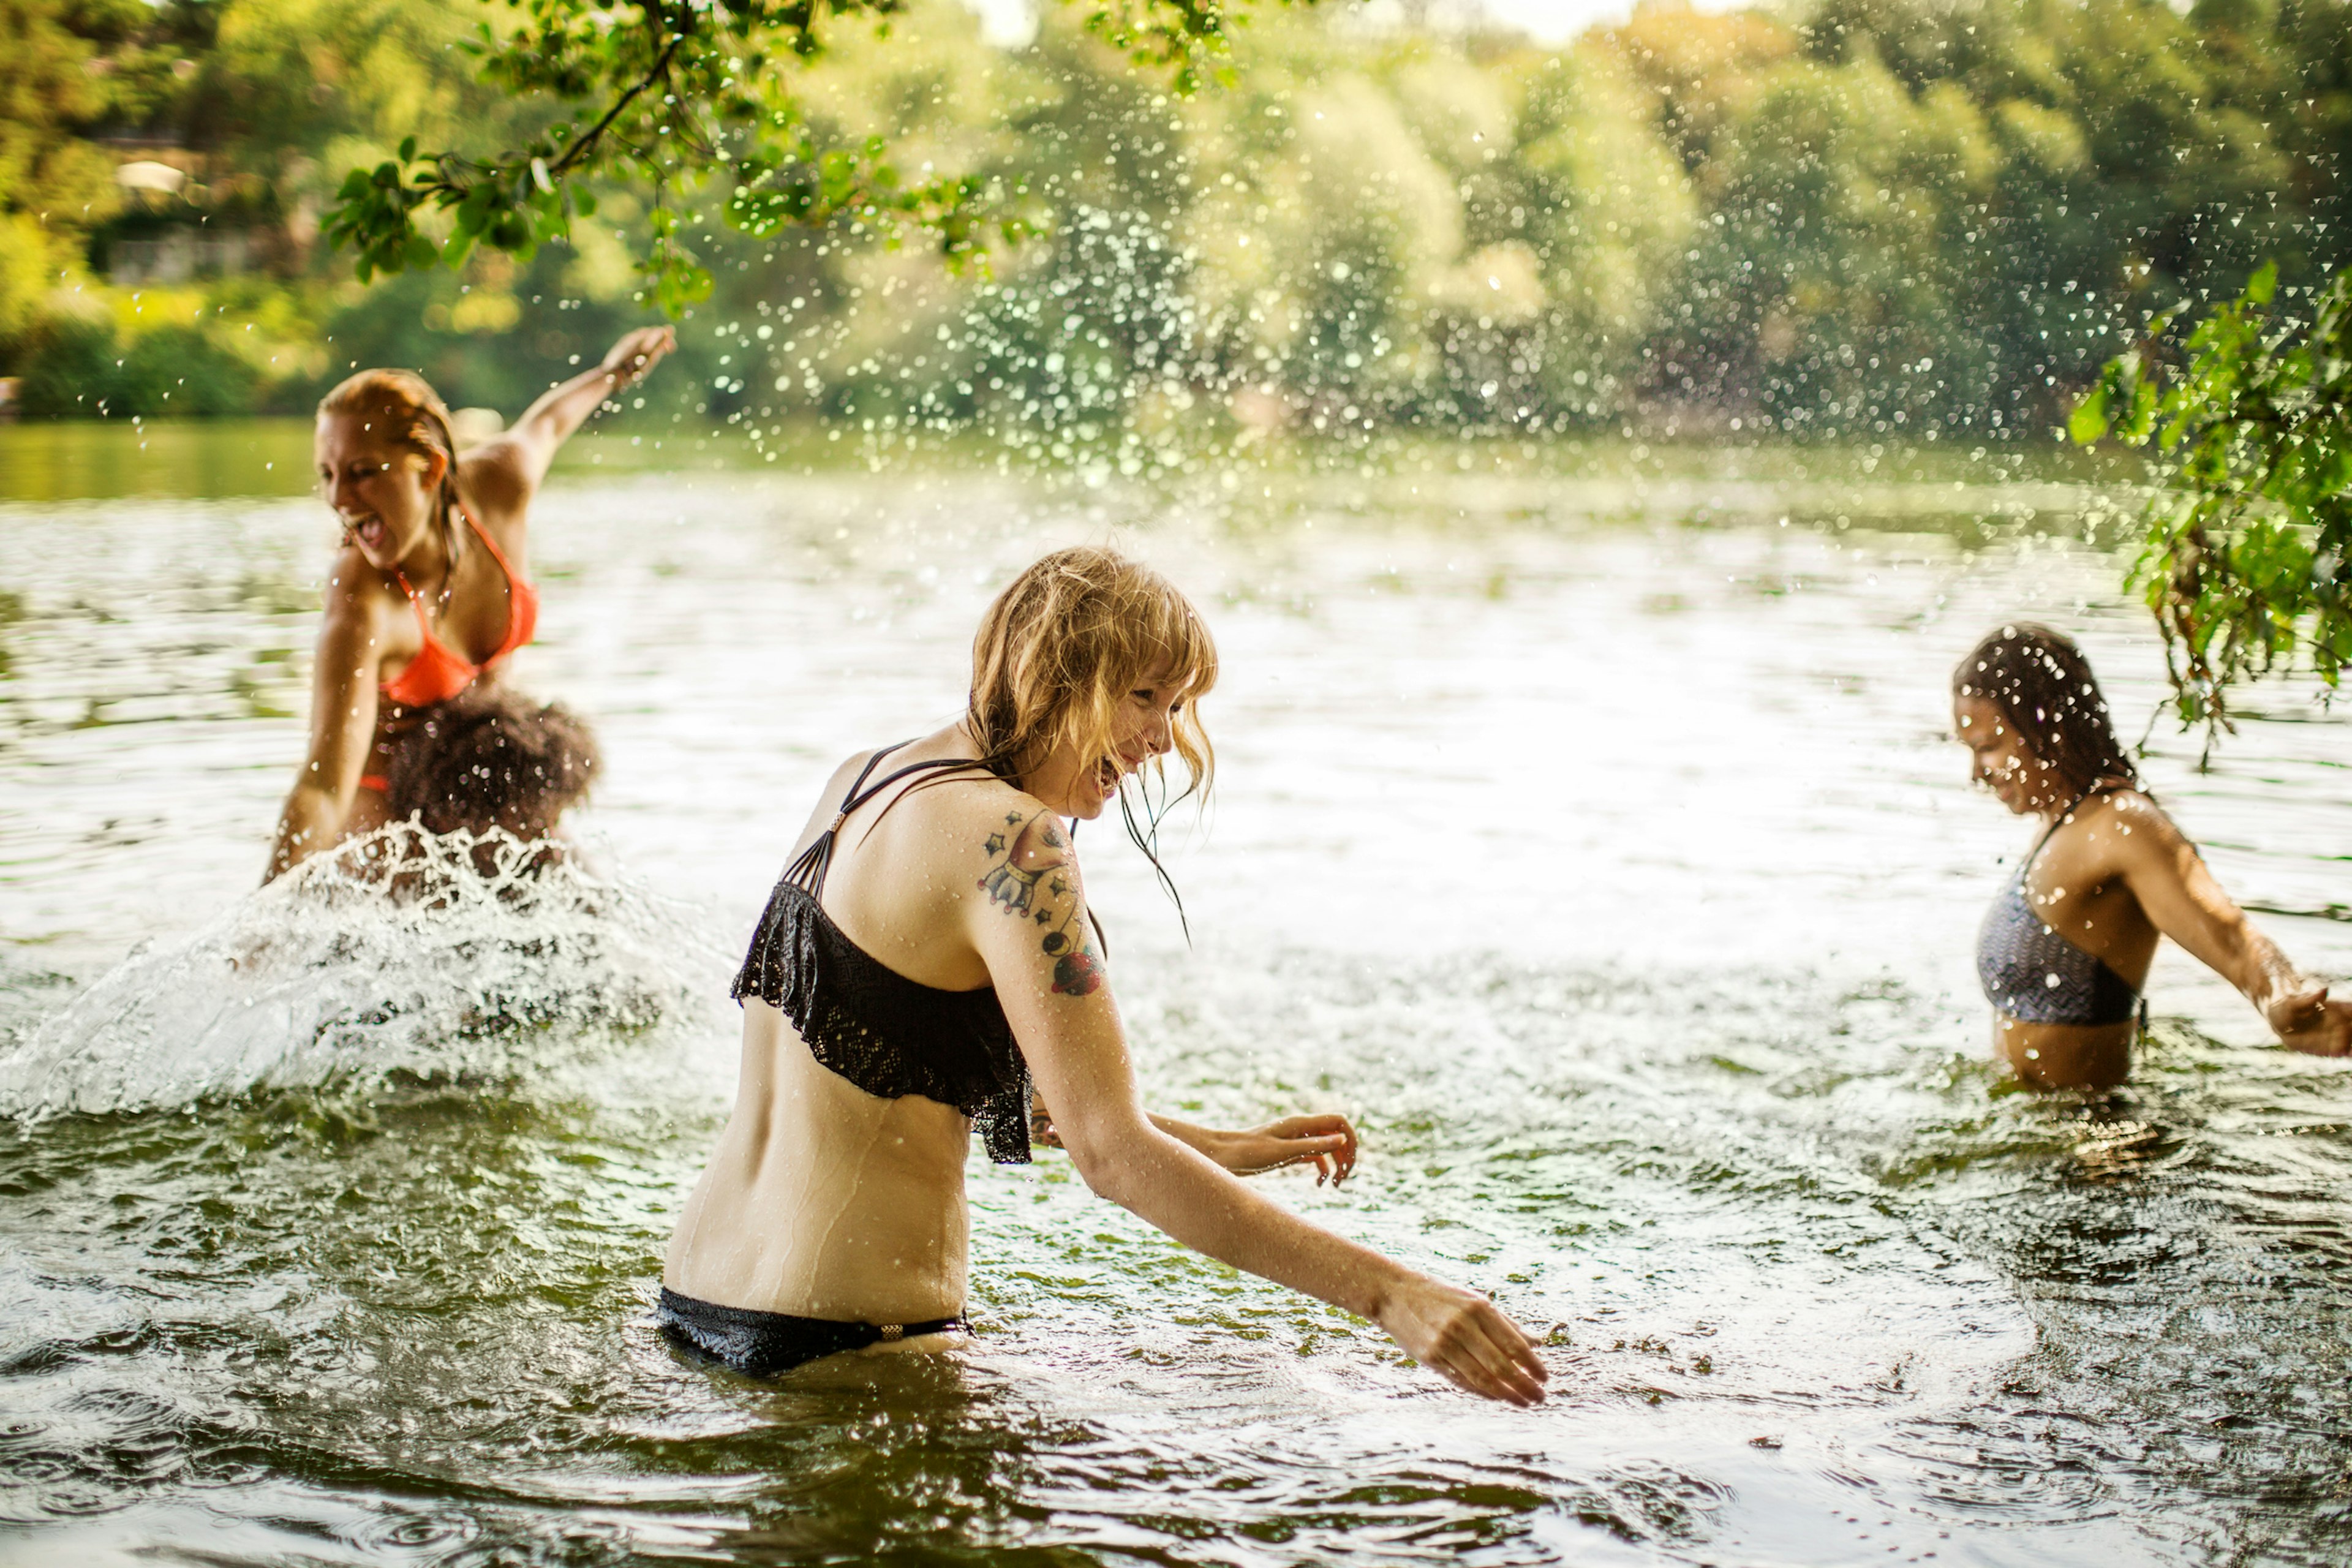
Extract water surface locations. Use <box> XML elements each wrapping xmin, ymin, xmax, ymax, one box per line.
<box><xmin>1</xmin><ymin>432</ymin><xmax>2347</xmax><ymax>1566</ymax></box>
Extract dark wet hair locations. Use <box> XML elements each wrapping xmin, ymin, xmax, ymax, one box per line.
<box><xmin>1952</xmin><ymin>623</ymin><xmax>2138</xmax><ymax>797</ymax></box>
<box><xmin>385</xmin><ymin>687</ymin><xmax>600</xmax><ymax>860</ymax></box>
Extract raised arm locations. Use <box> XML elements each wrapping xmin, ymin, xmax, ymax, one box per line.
<box><xmin>2111</xmin><ymin>794</ymin><xmax>2352</xmax><ymax>1057</ymax></box>
<box><xmin>967</xmin><ymin>802</ymin><xmax>1547</xmax><ymax>1403</ymax></box>
<box><xmin>267</xmin><ymin>574</ymin><xmax>382</xmax><ymax>882</ymax></box>
<box><xmin>489</xmin><ymin>326</ymin><xmax>676</xmax><ymax>496</ymax></box>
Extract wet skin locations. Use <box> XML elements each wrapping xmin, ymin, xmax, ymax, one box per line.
<box><xmin>1953</xmin><ymin>692</ymin><xmax>2352</xmax><ymax>1088</ymax></box>
<box><xmin>668</xmin><ymin>669</ymin><xmax>1550</xmax><ymax>1404</ymax></box>
<box><xmin>268</xmin><ymin>326</ymin><xmax>674</xmax><ymax>880</ymax></box>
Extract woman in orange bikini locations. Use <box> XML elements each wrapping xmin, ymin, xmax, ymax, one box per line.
<box><xmin>266</xmin><ymin>326</ymin><xmax>675</xmax><ymax>881</ymax></box>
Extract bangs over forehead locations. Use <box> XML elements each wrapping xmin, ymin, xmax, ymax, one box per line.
<box><xmin>969</xmin><ymin>546</ymin><xmax>1217</xmax><ymax>801</ymax></box>
<box><xmin>1131</xmin><ymin>576</ymin><xmax>1218</xmax><ymax>698</ymax></box>
<box><xmin>314</xmin><ymin>401</ymin><xmax>420</xmax><ymax>453</ymax></box>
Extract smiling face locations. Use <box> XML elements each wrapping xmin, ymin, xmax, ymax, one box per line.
<box><xmin>1953</xmin><ymin>690</ymin><xmax>2060</xmax><ymax>815</ymax></box>
<box><xmin>314</xmin><ymin>407</ymin><xmax>445</xmax><ymax>571</ymax></box>
<box><xmin>1034</xmin><ymin>666</ymin><xmax>1187</xmax><ymax>821</ymax></box>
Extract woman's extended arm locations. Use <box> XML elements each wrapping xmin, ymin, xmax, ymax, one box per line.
<box><xmin>491</xmin><ymin>326</ymin><xmax>676</xmax><ymax>496</ymax></box>
<box><xmin>1036</xmin><ymin>1107</ymin><xmax>1359</xmax><ymax>1185</ymax></box>
<box><xmin>266</xmin><ymin>576</ymin><xmax>381</xmax><ymax>881</ymax></box>
<box><xmin>969</xmin><ymin>804</ymin><xmax>1546</xmax><ymax>1404</ymax></box>
<box><xmin>2111</xmin><ymin>794</ymin><xmax>2352</xmax><ymax>1056</ymax></box>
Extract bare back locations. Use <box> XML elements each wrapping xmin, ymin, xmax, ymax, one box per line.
<box><xmin>661</xmin><ymin>728</ymin><xmax>1048</xmax><ymax>1321</ymax></box>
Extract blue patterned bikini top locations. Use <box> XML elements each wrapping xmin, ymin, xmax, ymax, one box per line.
<box><xmin>1975</xmin><ymin>791</ymin><xmax>2140</xmax><ymax>1028</ymax></box>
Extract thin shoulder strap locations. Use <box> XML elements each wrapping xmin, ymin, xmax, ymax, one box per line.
<box><xmin>782</xmin><ymin>745</ymin><xmax>994</xmax><ymax>896</ymax></box>
<box><xmin>388</xmin><ymin>567</ymin><xmax>448</xmax><ymax>646</ymax></box>
<box><xmin>455</xmin><ymin>499</ymin><xmax>523</xmax><ymax>582</ymax></box>
<box><xmin>2022</xmin><ymin>785</ymin><xmax>2112</xmax><ymax>875</ymax></box>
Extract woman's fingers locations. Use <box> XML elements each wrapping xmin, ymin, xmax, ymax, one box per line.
<box><xmin>2271</xmin><ymin>987</ymin><xmax>2352</xmax><ymax>1055</ymax></box>
<box><xmin>1451</xmin><ymin>1305</ymin><xmax>1548</xmax><ymax>1405</ymax></box>
<box><xmin>1229</xmin><ymin>1128</ymin><xmax>1353</xmax><ymax>1177</ymax></box>
<box><xmin>605</xmin><ymin>325</ymin><xmax>677</xmax><ymax>379</ymax></box>
<box><xmin>1380</xmin><ymin>1278</ymin><xmax>1550</xmax><ymax>1406</ymax></box>
<box><xmin>1433</xmin><ymin>1327</ymin><xmax>1545</xmax><ymax>1406</ymax></box>
<box><xmin>2282</xmin><ymin>994</ymin><xmax>2352</xmax><ymax>1057</ymax></box>
<box><xmin>1245</xmin><ymin>1115</ymin><xmax>1359</xmax><ymax>1183</ymax></box>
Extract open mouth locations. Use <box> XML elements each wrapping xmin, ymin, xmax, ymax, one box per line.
<box><xmin>349</xmin><ymin>515</ymin><xmax>390</xmax><ymax>554</ymax></box>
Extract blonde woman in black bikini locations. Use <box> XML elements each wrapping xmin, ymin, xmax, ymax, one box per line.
<box><xmin>1955</xmin><ymin>623</ymin><xmax>2352</xmax><ymax>1089</ymax></box>
<box><xmin>661</xmin><ymin>548</ymin><xmax>1550</xmax><ymax>1404</ymax></box>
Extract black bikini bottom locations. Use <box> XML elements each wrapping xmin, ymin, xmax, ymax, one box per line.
<box><xmin>657</xmin><ymin>1287</ymin><xmax>967</xmax><ymax>1378</ymax></box>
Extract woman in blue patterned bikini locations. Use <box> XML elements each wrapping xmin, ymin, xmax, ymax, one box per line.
<box><xmin>1954</xmin><ymin>623</ymin><xmax>2351</xmax><ymax>1089</ymax></box>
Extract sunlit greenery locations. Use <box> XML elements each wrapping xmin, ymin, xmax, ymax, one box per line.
<box><xmin>2076</xmin><ymin>260</ymin><xmax>2352</xmax><ymax>747</ymax></box>
<box><xmin>6</xmin><ymin>0</ymin><xmax>2350</xmax><ymax>445</ymax></box>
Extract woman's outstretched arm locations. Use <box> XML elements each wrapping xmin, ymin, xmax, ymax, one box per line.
<box><xmin>484</xmin><ymin>326</ymin><xmax>676</xmax><ymax>498</ymax></box>
<box><xmin>968</xmin><ymin>800</ymin><xmax>1547</xmax><ymax>1404</ymax></box>
<box><xmin>266</xmin><ymin>568</ymin><xmax>381</xmax><ymax>881</ymax></box>
<box><xmin>2110</xmin><ymin>794</ymin><xmax>2352</xmax><ymax>1056</ymax></box>
<box><xmin>1035</xmin><ymin>1104</ymin><xmax>1360</xmax><ymax>1186</ymax></box>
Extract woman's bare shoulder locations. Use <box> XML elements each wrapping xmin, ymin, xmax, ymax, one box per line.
<box><xmin>809</xmin><ymin>747</ymin><xmax>1033</xmax><ymax>832</ymax></box>
<box><xmin>2083</xmin><ymin>788</ymin><xmax>2192</xmax><ymax>864</ymax></box>
<box><xmin>899</xmin><ymin>765</ymin><xmax>1050</xmax><ymax>838</ymax></box>
<box><xmin>861</xmin><ymin>759</ymin><xmax>1059</xmax><ymax>867</ymax></box>
<box><xmin>456</xmin><ymin>440</ymin><xmax>533</xmax><ymax>518</ymax></box>
<box><xmin>319</xmin><ymin>546</ymin><xmax>398</xmax><ymax>630</ymax></box>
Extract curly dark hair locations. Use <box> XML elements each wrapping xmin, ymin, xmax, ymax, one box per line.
<box><xmin>1952</xmin><ymin>622</ymin><xmax>2139</xmax><ymax>797</ymax></box>
<box><xmin>383</xmin><ymin>686</ymin><xmax>600</xmax><ymax>855</ymax></box>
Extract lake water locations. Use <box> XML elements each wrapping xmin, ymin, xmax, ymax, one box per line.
<box><xmin>1</xmin><ymin>427</ymin><xmax>2347</xmax><ymax>1566</ymax></box>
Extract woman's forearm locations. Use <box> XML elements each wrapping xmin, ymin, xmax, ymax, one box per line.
<box><xmin>1145</xmin><ymin>1112</ymin><xmax>1219</xmax><ymax>1156</ymax></box>
<box><xmin>512</xmin><ymin>328</ymin><xmax>673</xmax><ymax>475</ymax></box>
<box><xmin>266</xmin><ymin>783</ymin><xmax>342</xmax><ymax>882</ymax></box>
<box><xmin>2206</xmin><ymin>910</ymin><xmax>2303</xmax><ymax>1014</ymax></box>
<box><xmin>1077</xmin><ymin>1124</ymin><xmax>1403</xmax><ymax>1322</ymax></box>
<box><xmin>514</xmin><ymin>366</ymin><xmax>625</xmax><ymax>456</ymax></box>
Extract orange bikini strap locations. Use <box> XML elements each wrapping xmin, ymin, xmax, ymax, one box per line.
<box><xmin>456</xmin><ymin>500</ymin><xmax>521</xmax><ymax>581</ymax></box>
<box><xmin>390</xmin><ymin>567</ymin><xmax>433</xmax><ymax>628</ymax></box>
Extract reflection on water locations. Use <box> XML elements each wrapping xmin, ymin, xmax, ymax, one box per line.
<box><xmin>0</xmin><ymin>437</ymin><xmax>2347</xmax><ymax>1566</ymax></box>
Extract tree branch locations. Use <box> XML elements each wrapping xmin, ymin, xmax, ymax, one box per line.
<box><xmin>548</xmin><ymin>19</ymin><xmax>690</xmax><ymax>178</ymax></box>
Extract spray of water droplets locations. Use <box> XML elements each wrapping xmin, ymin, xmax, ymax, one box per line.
<box><xmin>0</xmin><ymin>824</ymin><xmax>733</xmax><ymax>1122</ymax></box>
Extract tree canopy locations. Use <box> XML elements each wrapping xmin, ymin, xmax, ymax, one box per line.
<box><xmin>321</xmin><ymin>0</ymin><xmax>1302</xmax><ymax>313</ymax></box>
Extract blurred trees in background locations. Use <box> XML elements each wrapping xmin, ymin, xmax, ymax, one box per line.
<box><xmin>1</xmin><ymin>0</ymin><xmax>2346</xmax><ymax>450</ymax></box>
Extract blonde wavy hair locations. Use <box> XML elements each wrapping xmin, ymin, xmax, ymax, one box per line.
<box><xmin>967</xmin><ymin>546</ymin><xmax>1218</xmax><ymax>924</ymax></box>
<box><xmin>317</xmin><ymin>368</ymin><xmax>466</xmax><ymax>566</ymax></box>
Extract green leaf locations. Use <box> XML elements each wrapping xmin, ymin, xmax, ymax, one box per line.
<box><xmin>2069</xmin><ymin>382</ymin><xmax>2110</xmax><ymax>445</ymax></box>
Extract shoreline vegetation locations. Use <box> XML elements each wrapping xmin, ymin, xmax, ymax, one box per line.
<box><xmin>0</xmin><ymin>413</ymin><xmax>2146</xmax><ymax>510</ymax></box>
<box><xmin>5</xmin><ymin>0</ymin><xmax>2346</xmax><ymax>453</ymax></box>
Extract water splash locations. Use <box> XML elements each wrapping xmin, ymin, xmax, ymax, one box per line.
<box><xmin>0</xmin><ymin>824</ymin><xmax>731</xmax><ymax>1121</ymax></box>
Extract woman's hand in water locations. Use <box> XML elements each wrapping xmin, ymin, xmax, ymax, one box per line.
<box><xmin>2267</xmin><ymin>984</ymin><xmax>2352</xmax><ymax>1057</ymax></box>
<box><xmin>1372</xmin><ymin>1273</ymin><xmax>1549</xmax><ymax>1406</ymax></box>
<box><xmin>599</xmin><ymin>326</ymin><xmax>676</xmax><ymax>388</ymax></box>
<box><xmin>1206</xmin><ymin>1114</ymin><xmax>1359</xmax><ymax>1185</ymax></box>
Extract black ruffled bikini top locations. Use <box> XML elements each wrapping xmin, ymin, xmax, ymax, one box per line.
<box><xmin>731</xmin><ymin>744</ymin><xmax>1034</xmax><ymax>1164</ymax></box>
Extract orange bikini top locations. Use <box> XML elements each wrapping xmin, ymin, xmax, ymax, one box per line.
<box><xmin>382</xmin><ymin>503</ymin><xmax>539</xmax><ymax>710</ymax></box>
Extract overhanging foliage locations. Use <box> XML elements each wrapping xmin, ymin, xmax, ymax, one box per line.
<box><xmin>319</xmin><ymin>0</ymin><xmax>1291</xmax><ymax>312</ymax></box>
<box><xmin>2075</xmin><ymin>262</ymin><xmax>2352</xmax><ymax>753</ymax></box>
